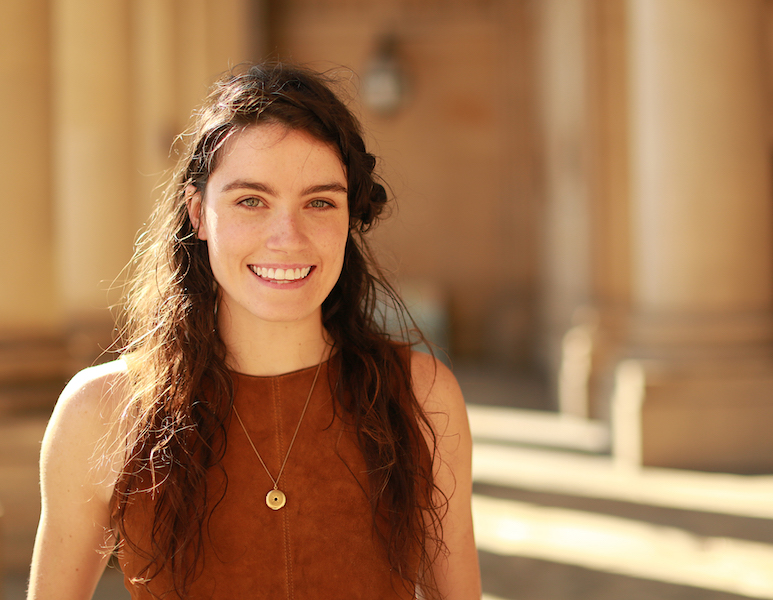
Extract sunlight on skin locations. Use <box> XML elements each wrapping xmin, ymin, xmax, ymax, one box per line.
<box><xmin>473</xmin><ymin>494</ymin><xmax>773</xmax><ymax>599</ymax></box>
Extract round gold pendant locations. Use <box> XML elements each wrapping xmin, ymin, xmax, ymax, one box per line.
<box><xmin>266</xmin><ymin>489</ymin><xmax>286</xmax><ymax>510</ymax></box>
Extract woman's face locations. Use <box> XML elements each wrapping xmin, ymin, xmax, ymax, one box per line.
<box><xmin>188</xmin><ymin>123</ymin><xmax>349</xmax><ymax>329</ymax></box>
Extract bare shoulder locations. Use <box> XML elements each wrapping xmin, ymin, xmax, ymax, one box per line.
<box><xmin>409</xmin><ymin>351</ymin><xmax>470</xmax><ymax>447</ymax></box>
<box><xmin>47</xmin><ymin>359</ymin><xmax>130</xmax><ymax>440</ymax></box>
<box><xmin>30</xmin><ymin>360</ymin><xmax>132</xmax><ymax>599</ymax></box>
<box><xmin>409</xmin><ymin>351</ymin><xmax>464</xmax><ymax>413</ymax></box>
<box><xmin>59</xmin><ymin>358</ymin><xmax>129</xmax><ymax>408</ymax></box>
<box><xmin>41</xmin><ymin>359</ymin><xmax>131</xmax><ymax>499</ymax></box>
<box><xmin>409</xmin><ymin>355</ymin><xmax>480</xmax><ymax>597</ymax></box>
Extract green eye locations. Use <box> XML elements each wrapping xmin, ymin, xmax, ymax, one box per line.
<box><xmin>241</xmin><ymin>197</ymin><xmax>262</xmax><ymax>207</ymax></box>
<box><xmin>310</xmin><ymin>199</ymin><xmax>331</xmax><ymax>208</ymax></box>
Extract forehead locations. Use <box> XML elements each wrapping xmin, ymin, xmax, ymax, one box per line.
<box><xmin>209</xmin><ymin>123</ymin><xmax>346</xmax><ymax>187</ymax></box>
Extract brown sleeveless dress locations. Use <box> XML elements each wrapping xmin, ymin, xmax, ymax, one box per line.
<box><xmin>117</xmin><ymin>358</ymin><xmax>418</xmax><ymax>599</ymax></box>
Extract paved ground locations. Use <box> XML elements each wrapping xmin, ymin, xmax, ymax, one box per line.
<box><xmin>474</xmin><ymin>481</ymin><xmax>770</xmax><ymax>600</ymax></box>
<box><xmin>479</xmin><ymin>552</ymin><xmax>755</xmax><ymax>600</ymax></box>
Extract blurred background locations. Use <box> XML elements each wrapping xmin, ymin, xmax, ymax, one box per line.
<box><xmin>3</xmin><ymin>0</ymin><xmax>773</xmax><ymax>598</ymax></box>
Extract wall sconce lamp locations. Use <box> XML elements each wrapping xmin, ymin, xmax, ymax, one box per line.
<box><xmin>362</xmin><ymin>34</ymin><xmax>407</xmax><ymax>116</ymax></box>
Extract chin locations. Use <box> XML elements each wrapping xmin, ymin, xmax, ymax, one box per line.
<box><xmin>249</xmin><ymin>304</ymin><xmax>322</xmax><ymax>325</ymax></box>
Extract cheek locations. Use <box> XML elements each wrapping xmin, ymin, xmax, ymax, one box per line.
<box><xmin>208</xmin><ymin>217</ymin><xmax>256</xmax><ymax>255</ymax></box>
<box><xmin>330</xmin><ymin>226</ymin><xmax>350</xmax><ymax>265</ymax></box>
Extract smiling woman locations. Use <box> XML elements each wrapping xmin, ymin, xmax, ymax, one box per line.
<box><xmin>187</xmin><ymin>125</ymin><xmax>350</xmax><ymax>339</ymax></box>
<box><xmin>27</xmin><ymin>63</ymin><xmax>481</xmax><ymax>600</ymax></box>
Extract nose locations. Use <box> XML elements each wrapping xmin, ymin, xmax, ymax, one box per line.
<box><xmin>265</xmin><ymin>208</ymin><xmax>306</xmax><ymax>251</ymax></box>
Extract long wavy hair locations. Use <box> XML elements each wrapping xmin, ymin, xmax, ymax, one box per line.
<box><xmin>113</xmin><ymin>63</ymin><xmax>446</xmax><ymax>598</ymax></box>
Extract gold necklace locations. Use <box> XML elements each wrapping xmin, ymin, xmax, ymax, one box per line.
<box><xmin>232</xmin><ymin>357</ymin><xmax>324</xmax><ymax>511</ymax></box>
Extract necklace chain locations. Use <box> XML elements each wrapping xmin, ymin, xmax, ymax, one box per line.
<box><xmin>232</xmin><ymin>356</ymin><xmax>324</xmax><ymax>509</ymax></box>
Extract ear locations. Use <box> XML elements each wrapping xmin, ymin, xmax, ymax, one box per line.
<box><xmin>185</xmin><ymin>184</ymin><xmax>208</xmax><ymax>240</ymax></box>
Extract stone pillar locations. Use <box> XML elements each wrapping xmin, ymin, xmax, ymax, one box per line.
<box><xmin>537</xmin><ymin>0</ymin><xmax>595</xmax><ymax>405</ymax></box>
<box><xmin>629</xmin><ymin>0</ymin><xmax>772</xmax><ymax>315</ymax></box>
<box><xmin>0</xmin><ymin>0</ymin><xmax>60</xmax><ymax>333</ymax></box>
<box><xmin>539</xmin><ymin>0</ymin><xmax>632</xmax><ymax>419</ymax></box>
<box><xmin>616</xmin><ymin>0</ymin><xmax>773</xmax><ymax>472</ymax></box>
<box><xmin>175</xmin><ymin>0</ymin><xmax>264</xmax><ymax>125</ymax></box>
<box><xmin>51</xmin><ymin>0</ymin><xmax>136</xmax><ymax>361</ymax></box>
<box><xmin>132</xmin><ymin>0</ymin><xmax>264</xmax><ymax>232</ymax></box>
<box><xmin>0</xmin><ymin>0</ymin><xmax>74</xmax><ymax>389</ymax></box>
<box><xmin>131</xmin><ymin>0</ymin><xmax>179</xmax><ymax>225</ymax></box>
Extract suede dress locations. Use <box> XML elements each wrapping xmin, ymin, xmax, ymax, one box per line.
<box><xmin>116</xmin><ymin>357</ymin><xmax>420</xmax><ymax>599</ymax></box>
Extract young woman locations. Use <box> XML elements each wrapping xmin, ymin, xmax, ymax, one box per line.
<box><xmin>28</xmin><ymin>62</ymin><xmax>480</xmax><ymax>600</ymax></box>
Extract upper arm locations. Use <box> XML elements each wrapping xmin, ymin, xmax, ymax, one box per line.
<box><xmin>411</xmin><ymin>352</ymin><xmax>481</xmax><ymax>600</ymax></box>
<box><xmin>28</xmin><ymin>361</ymin><xmax>129</xmax><ymax>600</ymax></box>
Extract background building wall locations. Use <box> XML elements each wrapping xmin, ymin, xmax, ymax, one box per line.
<box><xmin>3</xmin><ymin>0</ymin><xmax>773</xmax><ymax>471</ymax></box>
<box><xmin>271</xmin><ymin>0</ymin><xmax>541</xmax><ymax>363</ymax></box>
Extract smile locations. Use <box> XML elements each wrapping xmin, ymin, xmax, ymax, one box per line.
<box><xmin>249</xmin><ymin>265</ymin><xmax>313</xmax><ymax>282</ymax></box>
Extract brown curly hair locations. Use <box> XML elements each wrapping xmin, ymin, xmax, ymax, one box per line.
<box><xmin>113</xmin><ymin>62</ymin><xmax>446</xmax><ymax>598</ymax></box>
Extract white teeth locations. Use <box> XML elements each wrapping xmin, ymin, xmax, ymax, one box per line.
<box><xmin>252</xmin><ymin>266</ymin><xmax>312</xmax><ymax>281</ymax></box>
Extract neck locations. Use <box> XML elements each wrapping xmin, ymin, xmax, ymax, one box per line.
<box><xmin>217</xmin><ymin>306</ymin><xmax>330</xmax><ymax>376</ymax></box>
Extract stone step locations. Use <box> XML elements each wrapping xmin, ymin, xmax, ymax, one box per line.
<box><xmin>479</xmin><ymin>552</ymin><xmax>763</xmax><ymax>600</ymax></box>
<box><xmin>471</xmin><ymin>426</ymin><xmax>773</xmax><ymax>521</ymax></box>
<box><xmin>471</xmin><ymin>440</ymin><xmax>773</xmax><ymax>600</ymax></box>
<box><xmin>467</xmin><ymin>403</ymin><xmax>610</xmax><ymax>453</ymax></box>
<box><xmin>474</xmin><ymin>484</ymin><xmax>773</xmax><ymax>599</ymax></box>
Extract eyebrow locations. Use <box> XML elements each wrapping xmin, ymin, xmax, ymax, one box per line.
<box><xmin>302</xmin><ymin>182</ymin><xmax>348</xmax><ymax>195</ymax></box>
<box><xmin>220</xmin><ymin>179</ymin><xmax>348</xmax><ymax>196</ymax></box>
<box><xmin>220</xmin><ymin>180</ymin><xmax>277</xmax><ymax>195</ymax></box>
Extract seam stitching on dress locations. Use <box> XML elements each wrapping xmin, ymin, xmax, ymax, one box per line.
<box><xmin>274</xmin><ymin>377</ymin><xmax>294</xmax><ymax>600</ymax></box>
<box><xmin>284</xmin><ymin>505</ymin><xmax>294</xmax><ymax>600</ymax></box>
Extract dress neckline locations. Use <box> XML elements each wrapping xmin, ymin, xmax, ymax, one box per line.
<box><xmin>228</xmin><ymin>356</ymin><xmax>333</xmax><ymax>381</ymax></box>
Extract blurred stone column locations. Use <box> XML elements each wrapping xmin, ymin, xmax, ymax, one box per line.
<box><xmin>51</xmin><ymin>0</ymin><xmax>135</xmax><ymax>364</ymax></box>
<box><xmin>537</xmin><ymin>0</ymin><xmax>595</xmax><ymax>405</ymax></box>
<box><xmin>131</xmin><ymin>0</ymin><xmax>265</xmax><ymax>226</ymax></box>
<box><xmin>131</xmin><ymin>0</ymin><xmax>180</xmax><ymax>225</ymax></box>
<box><xmin>0</xmin><ymin>0</ymin><xmax>72</xmax><ymax>391</ymax></box>
<box><xmin>0</xmin><ymin>0</ymin><xmax>60</xmax><ymax>333</ymax></box>
<box><xmin>617</xmin><ymin>0</ymin><xmax>773</xmax><ymax>471</ymax></box>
